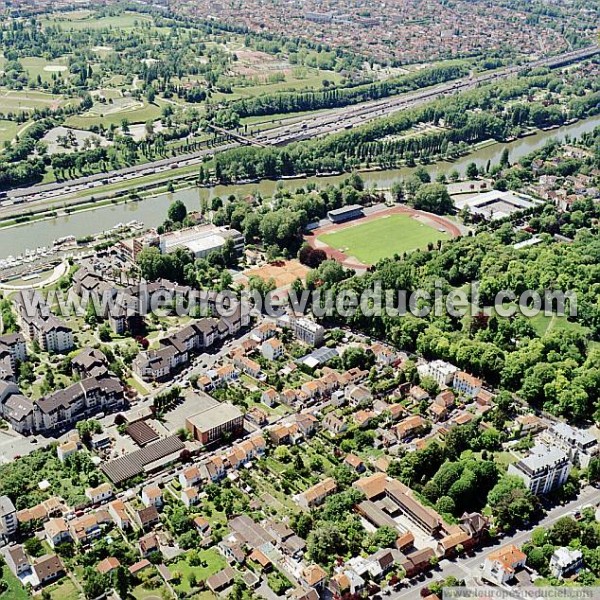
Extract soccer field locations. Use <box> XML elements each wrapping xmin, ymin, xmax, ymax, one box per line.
<box><xmin>318</xmin><ymin>213</ymin><xmax>450</xmax><ymax>264</ymax></box>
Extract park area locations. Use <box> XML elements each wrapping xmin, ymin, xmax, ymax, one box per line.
<box><xmin>316</xmin><ymin>212</ymin><xmax>452</xmax><ymax>265</ymax></box>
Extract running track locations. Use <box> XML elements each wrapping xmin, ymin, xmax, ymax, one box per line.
<box><xmin>305</xmin><ymin>205</ymin><xmax>461</xmax><ymax>269</ymax></box>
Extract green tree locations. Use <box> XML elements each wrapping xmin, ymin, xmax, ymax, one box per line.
<box><xmin>168</xmin><ymin>200</ymin><xmax>187</xmax><ymax>223</ymax></box>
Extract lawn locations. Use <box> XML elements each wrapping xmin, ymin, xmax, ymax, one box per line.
<box><xmin>0</xmin><ymin>569</ymin><xmax>29</xmax><ymax>600</ymax></box>
<box><xmin>132</xmin><ymin>584</ymin><xmax>168</xmax><ymax>600</ymax></box>
<box><xmin>318</xmin><ymin>213</ymin><xmax>450</xmax><ymax>264</ymax></box>
<box><xmin>65</xmin><ymin>99</ymin><xmax>164</xmax><ymax>129</ymax></box>
<box><xmin>529</xmin><ymin>312</ymin><xmax>590</xmax><ymax>338</ymax></box>
<box><xmin>0</xmin><ymin>89</ymin><xmax>73</xmax><ymax>113</ymax></box>
<box><xmin>169</xmin><ymin>549</ymin><xmax>227</xmax><ymax>595</ymax></box>
<box><xmin>41</xmin><ymin>12</ymin><xmax>154</xmax><ymax>30</ymax></box>
<box><xmin>46</xmin><ymin>577</ymin><xmax>81</xmax><ymax>600</ymax></box>
<box><xmin>20</xmin><ymin>56</ymin><xmax>70</xmax><ymax>82</ymax></box>
<box><xmin>0</xmin><ymin>119</ymin><xmax>18</xmax><ymax>144</ymax></box>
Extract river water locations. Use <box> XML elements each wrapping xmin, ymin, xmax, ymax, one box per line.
<box><xmin>1</xmin><ymin>115</ymin><xmax>599</xmax><ymax>260</ymax></box>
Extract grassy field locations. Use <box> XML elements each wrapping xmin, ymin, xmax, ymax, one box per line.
<box><xmin>0</xmin><ymin>89</ymin><xmax>73</xmax><ymax>113</ymax></box>
<box><xmin>40</xmin><ymin>11</ymin><xmax>154</xmax><ymax>30</ymax></box>
<box><xmin>21</xmin><ymin>56</ymin><xmax>70</xmax><ymax>83</ymax></box>
<box><xmin>46</xmin><ymin>577</ymin><xmax>81</xmax><ymax>600</ymax></box>
<box><xmin>529</xmin><ymin>312</ymin><xmax>590</xmax><ymax>337</ymax></box>
<box><xmin>66</xmin><ymin>99</ymin><xmax>164</xmax><ymax>128</ymax></box>
<box><xmin>318</xmin><ymin>213</ymin><xmax>450</xmax><ymax>264</ymax></box>
<box><xmin>0</xmin><ymin>569</ymin><xmax>29</xmax><ymax>600</ymax></box>
<box><xmin>169</xmin><ymin>549</ymin><xmax>227</xmax><ymax>595</ymax></box>
<box><xmin>0</xmin><ymin>119</ymin><xmax>19</xmax><ymax>143</ymax></box>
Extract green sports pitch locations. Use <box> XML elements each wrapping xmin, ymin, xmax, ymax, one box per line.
<box><xmin>318</xmin><ymin>213</ymin><xmax>451</xmax><ymax>264</ymax></box>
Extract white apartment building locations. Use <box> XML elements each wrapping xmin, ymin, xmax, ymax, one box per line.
<box><xmin>278</xmin><ymin>314</ymin><xmax>325</xmax><ymax>347</ymax></box>
<box><xmin>417</xmin><ymin>360</ymin><xmax>458</xmax><ymax>387</ymax></box>
<box><xmin>543</xmin><ymin>423</ymin><xmax>599</xmax><ymax>469</ymax></box>
<box><xmin>0</xmin><ymin>496</ymin><xmax>17</xmax><ymax>537</ymax></box>
<box><xmin>508</xmin><ymin>444</ymin><xmax>571</xmax><ymax>496</ymax></box>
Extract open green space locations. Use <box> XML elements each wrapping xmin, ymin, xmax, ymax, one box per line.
<box><xmin>20</xmin><ymin>56</ymin><xmax>70</xmax><ymax>82</ymax></box>
<box><xmin>46</xmin><ymin>577</ymin><xmax>82</xmax><ymax>600</ymax></box>
<box><xmin>529</xmin><ymin>312</ymin><xmax>590</xmax><ymax>338</ymax></box>
<box><xmin>40</xmin><ymin>11</ymin><xmax>154</xmax><ymax>30</ymax></box>
<box><xmin>318</xmin><ymin>213</ymin><xmax>450</xmax><ymax>264</ymax></box>
<box><xmin>168</xmin><ymin>549</ymin><xmax>227</xmax><ymax>595</ymax></box>
<box><xmin>65</xmin><ymin>99</ymin><xmax>164</xmax><ymax>129</ymax></box>
<box><xmin>0</xmin><ymin>569</ymin><xmax>30</xmax><ymax>600</ymax></box>
<box><xmin>0</xmin><ymin>119</ymin><xmax>19</xmax><ymax>144</ymax></box>
<box><xmin>0</xmin><ymin>89</ymin><xmax>73</xmax><ymax>113</ymax></box>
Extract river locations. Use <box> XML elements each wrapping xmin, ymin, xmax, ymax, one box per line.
<box><xmin>1</xmin><ymin>115</ymin><xmax>599</xmax><ymax>261</ymax></box>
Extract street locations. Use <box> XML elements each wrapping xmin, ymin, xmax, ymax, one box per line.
<box><xmin>388</xmin><ymin>485</ymin><xmax>600</xmax><ymax>598</ymax></box>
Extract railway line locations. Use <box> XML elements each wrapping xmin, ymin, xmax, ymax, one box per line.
<box><xmin>2</xmin><ymin>45</ymin><xmax>598</xmax><ymax>212</ymax></box>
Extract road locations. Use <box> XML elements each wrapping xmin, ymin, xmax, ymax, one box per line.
<box><xmin>3</xmin><ymin>45</ymin><xmax>598</xmax><ymax>213</ymax></box>
<box><xmin>387</xmin><ymin>485</ymin><xmax>600</xmax><ymax>598</ymax></box>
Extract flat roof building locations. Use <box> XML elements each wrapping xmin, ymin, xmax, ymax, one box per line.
<box><xmin>508</xmin><ymin>444</ymin><xmax>571</xmax><ymax>496</ymax></box>
<box><xmin>327</xmin><ymin>204</ymin><xmax>364</xmax><ymax>223</ymax></box>
<box><xmin>159</xmin><ymin>224</ymin><xmax>244</xmax><ymax>259</ymax></box>
<box><xmin>186</xmin><ymin>402</ymin><xmax>244</xmax><ymax>446</ymax></box>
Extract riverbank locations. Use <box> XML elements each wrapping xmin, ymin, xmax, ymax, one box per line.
<box><xmin>0</xmin><ymin>114</ymin><xmax>598</xmax><ymax>260</ymax></box>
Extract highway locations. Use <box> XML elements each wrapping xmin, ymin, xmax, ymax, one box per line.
<box><xmin>253</xmin><ymin>45</ymin><xmax>600</xmax><ymax>146</ymax></box>
<box><xmin>3</xmin><ymin>44</ymin><xmax>598</xmax><ymax>211</ymax></box>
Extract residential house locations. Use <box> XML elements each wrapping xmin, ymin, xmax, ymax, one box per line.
<box><xmin>207</xmin><ymin>566</ymin><xmax>236</xmax><ymax>594</ymax></box>
<box><xmin>246</xmin><ymin>406</ymin><xmax>268</xmax><ymax>426</ymax></box>
<box><xmin>141</xmin><ymin>485</ymin><xmax>163</xmax><ymax>509</ymax></box>
<box><xmin>3</xmin><ymin>544</ymin><xmax>31</xmax><ymax>577</ymax></box>
<box><xmin>261</xmin><ymin>388</ymin><xmax>278</xmax><ymax>407</ymax></box>
<box><xmin>181</xmin><ymin>487</ymin><xmax>200</xmax><ymax>508</ymax></box>
<box><xmin>85</xmin><ymin>483</ymin><xmax>113</xmax><ymax>505</ymax></box>
<box><xmin>179</xmin><ymin>465</ymin><xmax>202</xmax><ymax>489</ymax></box>
<box><xmin>300</xmin><ymin>564</ymin><xmax>328</xmax><ymax>591</ymax></box>
<box><xmin>344</xmin><ymin>454</ymin><xmax>366</xmax><ymax>473</ymax></box>
<box><xmin>409</xmin><ymin>386</ymin><xmax>429</xmax><ymax>402</ymax></box>
<box><xmin>0</xmin><ymin>496</ymin><xmax>17</xmax><ymax>537</ymax></box>
<box><xmin>136</xmin><ymin>506</ymin><xmax>160</xmax><ymax>531</ymax></box>
<box><xmin>57</xmin><ymin>440</ymin><xmax>79</xmax><ymax>463</ymax></box>
<box><xmin>97</xmin><ymin>557</ymin><xmax>121</xmax><ymax>575</ymax></box>
<box><xmin>482</xmin><ymin>544</ymin><xmax>527</xmax><ymax>585</ymax></box>
<box><xmin>323</xmin><ymin>414</ymin><xmax>347</xmax><ymax>437</ymax></box>
<box><xmin>108</xmin><ymin>500</ymin><xmax>131</xmax><ymax>531</ymax></box>
<box><xmin>44</xmin><ymin>518</ymin><xmax>71</xmax><ymax>548</ymax></box>
<box><xmin>395</xmin><ymin>415</ymin><xmax>427</xmax><ymax>440</ymax></box>
<box><xmin>33</xmin><ymin>554</ymin><xmax>65</xmax><ymax>588</ymax></box>
<box><xmin>453</xmin><ymin>371</ymin><xmax>483</xmax><ymax>397</ymax></box>
<box><xmin>354</xmin><ymin>409</ymin><xmax>374</xmax><ymax>428</ymax></box>
<box><xmin>549</xmin><ymin>547</ymin><xmax>584</xmax><ymax>579</ymax></box>
<box><xmin>139</xmin><ymin>533</ymin><xmax>160</xmax><ymax>557</ymax></box>
<box><xmin>346</xmin><ymin>385</ymin><xmax>372</xmax><ymax>406</ymax></box>
<box><xmin>193</xmin><ymin>517</ymin><xmax>212</xmax><ymax>538</ymax></box>
<box><xmin>70</xmin><ymin>513</ymin><xmax>108</xmax><ymax>545</ymax></box>
<box><xmin>295</xmin><ymin>477</ymin><xmax>337</xmax><ymax>510</ymax></box>
<box><xmin>261</xmin><ymin>338</ymin><xmax>284</xmax><ymax>361</ymax></box>
<box><xmin>248</xmin><ymin>548</ymin><xmax>272</xmax><ymax>572</ymax></box>
<box><xmin>400</xmin><ymin>548</ymin><xmax>436</xmax><ymax>578</ymax></box>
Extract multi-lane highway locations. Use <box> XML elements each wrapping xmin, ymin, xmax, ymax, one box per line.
<box><xmin>253</xmin><ymin>45</ymin><xmax>600</xmax><ymax>146</ymax></box>
<box><xmin>3</xmin><ymin>45</ymin><xmax>598</xmax><ymax>210</ymax></box>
